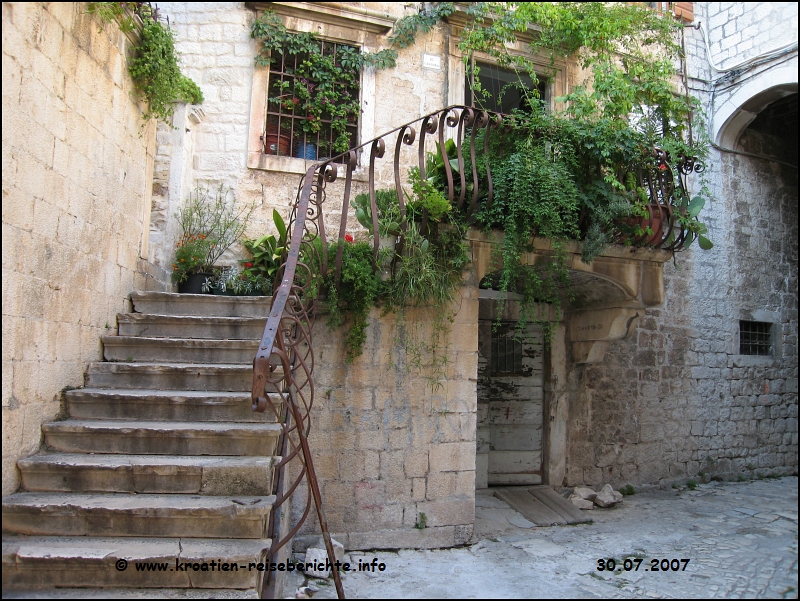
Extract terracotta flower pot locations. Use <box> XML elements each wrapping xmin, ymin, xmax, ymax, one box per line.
<box><xmin>264</xmin><ymin>132</ymin><xmax>291</xmax><ymax>156</ymax></box>
<box><xmin>619</xmin><ymin>204</ymin><xmax>671</xmax><ymax>246</ymax></box>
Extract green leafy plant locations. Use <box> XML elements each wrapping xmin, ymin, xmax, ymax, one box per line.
<box><xmin>414</xmin><ymin>512</ymin><xmax>428</xmax><ymax>530</ymax></box>
<box><xmin>171</xmin><ymin>185</ymin><xmax>254</xmax><ymax>284</ymax></box>
<box><xmin>89</xmin><ymin>2</ymin><xmax>203</xmax><ymax>124</ymax></box>
<box><xmin>351</xmin><ymin>190</ymin><xmax>405</xmax><ymax>237</ymax></box>
<box><xmin>407</xmin><ymin>167</ymin><xmax>452</xmax><ymax>223</ymax></box>
<box><xmin>240</xmin><ymin>209</ymin><xmax>289</xmax><ymax>285</ymax></box>
<box><xmin>252</xmin><ymin>11</ymin><xmax>396</xmax><ymax>153</ymax></box>
<box><xmin>201</xmin><ymin>266</ymin><xmax>271</xmax><ymax>296</ymax></box>
<box><xmin>619</xmin><ymin>485</ymin><xmax>636</xmax><ymax>496</ymax></box>
<box><xmin>686</xmin><ymin>479</ymin><xmax>698</xmax><ymax>490</ymax></box>
<box><xmin>325</xmin><ymin>239</ymin><xmax>383</xmax><ymax>363</ymax></box>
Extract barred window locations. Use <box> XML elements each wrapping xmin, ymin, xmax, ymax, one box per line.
<box><xmin>264</xmin><ymin>40</ymin><xmax>360</xmax><ymax>161</ymax></box>
<box><xmin>739</xmin><ymin>321</ymin><xmax>772</xmax><ymax>356</ymax></box>
<box><xmin>491</xmin><ymin>327</ymin><xmax>524</xmax><ymax>375</ymax></box>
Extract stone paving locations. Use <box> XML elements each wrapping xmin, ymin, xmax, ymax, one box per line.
<box><xmin>5</xmin><ymin>477</ymin><xmax>796</xmax><ymax>598</ymax></box>
<box><xmin>298</xmin><ymin>477</ymin><xmax>798</xmax><ymax>599</ymax></box>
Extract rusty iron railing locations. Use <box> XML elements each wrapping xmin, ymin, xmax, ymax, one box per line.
<box><xmin>250</xmin><ymin>105</ymin><xmax>703</xmax><ymax>598</ymax></box>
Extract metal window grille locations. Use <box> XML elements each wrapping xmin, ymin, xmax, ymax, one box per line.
<box><xmin>491</xmin><ymin>328</ymin><xmax>524</xmax><ymax>375</ymax></box>
<box><xmin>739</xmin><ymin>320</ymin><xmax>772</xmax><ymax>355</ymax></box>
<box><xmin>264</xmin><ymin>40</ymin><xmax>360</xmax><ymax>160</ymax></box>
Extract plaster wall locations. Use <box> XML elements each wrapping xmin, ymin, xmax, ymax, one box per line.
<box><xmin>1</xmin><ymin>2</ymin><xmax>166</xmax><ymax>496</ymax></box>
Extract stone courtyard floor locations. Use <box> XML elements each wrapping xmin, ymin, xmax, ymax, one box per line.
<box><xmin>300</xmin><ymin>477</ymin><xmax>798</xmax><ymax>599</ymax></box>
<box><xmin>5</xmin><ymin>477</ymin><xmax>797</xmax><ymax>599</ymax></box>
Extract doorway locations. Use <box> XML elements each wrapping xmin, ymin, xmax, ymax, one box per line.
<box><xmin>476</xmin><ymin>296</ymin><xmax>545</xmax><ymax>488</ymax></box>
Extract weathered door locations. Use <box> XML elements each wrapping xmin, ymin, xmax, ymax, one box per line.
<box><xmin>476</xmin><ymin>300</ymin><xmax>544</xmax><ymax>487</ymax></box>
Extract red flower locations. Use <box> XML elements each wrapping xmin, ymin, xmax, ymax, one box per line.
<box><xmin>244</xmin><ymin>262</ymin><xmax>253</xmax><ymax>268</ymax></box>
<box><xmin>658</xmin><ymin>163</ymin><xmax>667</xmax><ymax>171</ymax></box>
<box><xmin>344</xmin><ymin>234</ymin><xmax>354</xmax><ymax>243</ymax></box>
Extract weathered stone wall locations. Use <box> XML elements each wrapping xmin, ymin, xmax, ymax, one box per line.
<box><xmin>2</xmin><ymin>2</ymin><xmax>166</xmax><ymax>496</ymax></box>
<box><xmin>704</xmin><ymin>2</ymin><xmax>798</xmax><ymax>68</ymax></box>
<box><xmin>562</xmin><ymin>2</ymin><xmax>798</xmax><ymax>489</ymax></box>
<box><xmin>292</xmin><ymin>278</ymin><xmax>479</xmax><ymax>550</ymax></box>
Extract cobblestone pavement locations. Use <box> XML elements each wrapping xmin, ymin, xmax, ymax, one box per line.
<box><xmin>299</xmin><ymin>477</ymin><xmax>798</xmax><ymax>599</ymax></box>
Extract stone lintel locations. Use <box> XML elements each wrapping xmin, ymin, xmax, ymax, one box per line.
<box><xmin>247</xmin><ymin>2</ymin><xmax>396</xmax><ymax>35</ymax></box>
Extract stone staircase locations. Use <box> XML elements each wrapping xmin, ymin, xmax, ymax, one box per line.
<box><xmin>2</xmin><ymin>292</ymin><xmax>287</xmax><ymax>597</ymax></box>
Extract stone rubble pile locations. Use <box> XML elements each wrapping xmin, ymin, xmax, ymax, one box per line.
<box><xmin>568</xmin><ymin>484</ymin><xmax>624</xmax><ymax>510</ymax></box>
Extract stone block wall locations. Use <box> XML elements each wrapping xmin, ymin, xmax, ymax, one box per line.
<box><xmin>705</xmin><ymin>2</ymin><xmax>798</xmax><ymax>68</ymax></box>
<box><xmin>292</xmin><ymin>279</ymin><xmax>479</xmax><ymax>550</ymax></box>
<box><xmin>2</xmin><ymin>2</ymin><xmax>166</xmax><ymax>496</ymax></box>
<box><xmin>562</xmin><ymin>2</ymin><xmax>798</xmax><ymax>489</ymax></box>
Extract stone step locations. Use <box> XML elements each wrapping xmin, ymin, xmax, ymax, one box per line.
<box><xmin>18</xmin><ymin>454</ymin><xmax>277</xmax><ymax>496</ymax></box>
<box><xmin>2</xmin><ymin>493</ymin><xmax>275</xmax><ymax>539</ymax></box>
<box><xmin>43</xmin><ymin>420</ymin><xmax>281</xmax><ymax>456</ymax></box>
<box><xmin>117</xmin><ymin>314</ymin><xmax>268</xmax><ymax>340</ymax></box>
<box><xmin>131</xmin><ymin>290</ymin><xmax>272</xmax><ymax>317</ymax></box>
<box><xmin>84</xmin><ymin>363</ymin><xmax>284</xmax><ymax>392</ymax></box>
<box><xmin>2</xmin><ymin>535</ymin><xmax>270</xmax><ymax>590</ymax></box>
<box><xmin>0</xmin><ymin>589</ymin><xmax>259</xmax><ymax>599</ymax></box>
<box><xmin>65</xmin><ymin>389</ymin><xmax>283</xmax><ymax>423</ymax></box>
<box><xmin>102</xmin><ymin>336</ymin><xmax>262</xmax><ymax>364</ymax></box>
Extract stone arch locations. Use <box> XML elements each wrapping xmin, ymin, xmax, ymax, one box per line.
<box><xmin>713</xmin><ymin>65</ymin><xmax>798</xmax><ymax>148</ymax></box>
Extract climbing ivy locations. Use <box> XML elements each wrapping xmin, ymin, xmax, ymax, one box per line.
<box><xmin>88</xmin><ymin>2</ymin><xmax>203</xmax><ymax>124</ymax></box>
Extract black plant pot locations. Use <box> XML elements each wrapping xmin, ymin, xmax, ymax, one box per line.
<box><xmin>178</xmin><ymin>273</ymin><xmax>212</xmax><ymax>294</ymax></box>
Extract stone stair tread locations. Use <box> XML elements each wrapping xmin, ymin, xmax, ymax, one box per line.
<box><xmin>67</xmin><ymin>388</ymin><xmax>257</xmax><ymax>400</ymax></box>
<box><xmin>87</xmin><ymin>362</ymin><xmax>263</xmax><ymax>371</ymax></box>
<box><xmin>18</xmin><ymin>453</ymin><xmax>278</xmax><ymax>495</ymax></box>
<box><xmin>131</xmin><ymin>290</ymin><xmax>272</xmax><ymax>318</ymax></box>
<box><xmin>101</xmin><ymin>337</ymin><xmax>263</xmax><ymax>365</ymax></box>
<box><xmin>83</xmin><ymin>363</ymin><xmax>282</xmax><ymax>393</ymax></box>
<box><xmin>42</xmin><ymin>420</ymin><xmax>281</xmax><ymax>457</ymax></box>
<box><xmin>1</xmin><ymin>588</ymin><xmax>259</xmax><ymax>599</ymax></box>
<box><xmin>2</xmin><ymin>535</ymin><xmax>269</xmax><ymax>592</ymax></box>
<box><xmin>116</xmin><ymin>314</ymin><xmax>268</xmax><ymax>340</ymax></box>
<box><xmin>118</xmin><ymin>314</ymin><xmax>269</xmax><ymax>325</ymax></box>
<box><xmin>42</xmin><ymin>420</ymin><xmax>282</xmax><ymax>434</ymax></box>
<box><xmin>102</xmin><ymin>336</ymin><xmax>260</xmax><ymax>347</ymax></box>
<box><xmin>63</xmin><ymin>388</ymin><xmax>282</xmax><ymax>423</ymax></box>
<box><xmin>3</xmin><ymin>492</ymin><xmax>276</xmax><ymax>513</ymax></box>
<box><xmin>19</xmin><ymin>453</ymin><xmax>277</xmax><ymax>469</ymax></box>
<box><xmin>3</xmin><ymin>493</ymin><xmax>276</xmax><ymax>538</ymax></box>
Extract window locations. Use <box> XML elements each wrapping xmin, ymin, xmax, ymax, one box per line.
<box><xmin>265</xmin><ymin>39</ymin><xmax>360</xmax><ymax>161</ymax></box>
<box><xmin>246</xmin><ymin>3</ymin><xmax>393</xmax><ymax>172</ymax></box>
<box><xmin>465</xmin><ymin>62</ymin><xmax>547</xmax><ymax>114</ymax></box>
<box><xmin>491</xmin><ymin>325</ymin><xmax>525</xmax><ymax>375</ymax></box>
<box><xmin>739</xmin><ymin>320</ymin><xmax>772</xmax><ymax>355</ymax></box>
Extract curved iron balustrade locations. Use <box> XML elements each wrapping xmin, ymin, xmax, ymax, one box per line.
<box><xmin>250</xmin><ymin>105</ymin><xmax>703</xmax><ymax>598</ymax></box>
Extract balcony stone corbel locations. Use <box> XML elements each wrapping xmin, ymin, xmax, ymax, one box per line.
<box><xmin>569</xmin><ymin>308</ymin><xmax>642</xmax><ymax>363</ymax></box>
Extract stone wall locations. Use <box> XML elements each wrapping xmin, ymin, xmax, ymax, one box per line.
<box><xmin>139</xmin><ymin>1</ymin><xmax>796</xmax><ymax>545</ymax></box>
<box><xmin>704</xmin><ymin>2</ymin><xmax>798</xmax><ymax>69</ymax></box>
<box><xmin>2</xmin><ymin>2</ymin><xmax>166</xmax><ymax>496</ymax></box>
<box><xmin>292</xmin><ymin>278</ymin><xmax>479</xmax><ymax>550</ymax></box>
<box><xmin>562</xmin><ymin>2</ymin><xmax>798</xmax><ymax>489</ymax></box>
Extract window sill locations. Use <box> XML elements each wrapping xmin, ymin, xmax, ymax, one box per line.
<box><xmin>730</xmin><ymin>355</ymin><xmax>776</xmax><ymax>367</ymax></box>
<box><xmin>248</xmin><ymin>152</ymin><xmax>370</xmax><ymax>182</ymax></box>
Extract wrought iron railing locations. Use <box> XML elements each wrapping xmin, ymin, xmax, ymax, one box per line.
<box><xmin>250</xmin><ymin>105</ymin><xmax>703</xmax><ymax>598</ymax></box>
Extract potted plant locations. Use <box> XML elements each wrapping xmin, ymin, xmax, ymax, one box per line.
<box><xmin>240</xmin><ymin>209</ymin><xmax>289</xmax><ymax>289</ymax></box>
<box><xmin>172</xmin><ymin>184</ymin><xmax>254</xmax><ymax>293</ymax></box>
